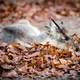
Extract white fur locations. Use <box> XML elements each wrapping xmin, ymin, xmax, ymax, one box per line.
<box><xmin>0</xmin><ymin>17</ymin><xmax>80</xmax><ymax>49</ymax></box>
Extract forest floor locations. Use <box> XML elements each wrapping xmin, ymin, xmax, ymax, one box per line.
<box><xmin>0</xmin><ymin>0</ymin><xmax>80</xmax><ymax>24</ymax></box>
<box><xmin>0</xmin><ymin>0</ymin><xmax>80</xmax><ymax>80</ymax></box>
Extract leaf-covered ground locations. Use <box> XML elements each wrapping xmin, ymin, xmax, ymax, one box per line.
<box><xmin>0</xmin><ymin>0</ymin><xmax>80</xmax><ymax>24</ymax></box>
<box><xmin>0</xmin><ymin>0</ymin><xmax>80</xmax><ymax>80</ymax></box>
<box><xmin>0</xmin><ymin>34</ymin><xmax>80</xmax><ymax>80</ymax></box>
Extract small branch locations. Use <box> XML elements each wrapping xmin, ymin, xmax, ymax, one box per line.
<box><xmin>50</xmin><ymin>18</ymin><xmax>79</xmax><ymax>52</ymax></box>
<box><xmin>51</xmin><ymin>18</ymin><xmax>70</xmax><ymax>41</ymax></box>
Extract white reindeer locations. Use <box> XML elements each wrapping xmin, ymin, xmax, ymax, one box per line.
<box><xmin>0</xmin><ymin>17</ymin><xmax>80</xmax><ymax>49</ymax></box>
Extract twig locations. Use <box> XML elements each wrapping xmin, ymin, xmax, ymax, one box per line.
<box><xmin>51</xmin><ymin>18</ymin><xmax>79</xmax><ymax>52</ymax></box>
<box><xmin>51</xmin><ymin>18</ymin><xmax>70</xmax><ymax>41</ymax></box>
